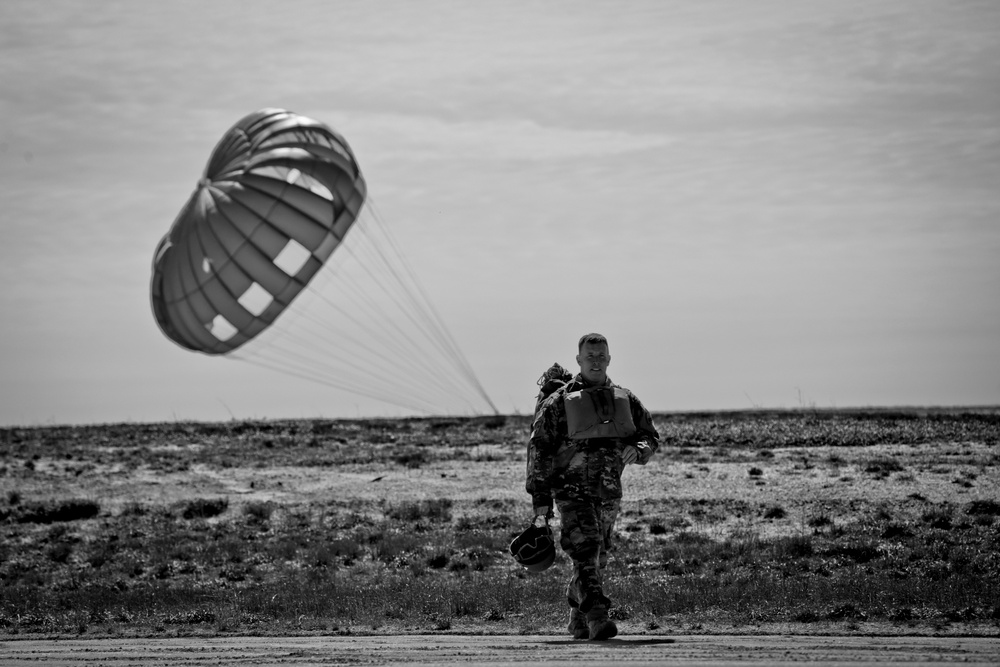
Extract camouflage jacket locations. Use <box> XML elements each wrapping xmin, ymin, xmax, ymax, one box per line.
<box><xmin>526</xmin><ymin>375</ymin><xmax>659</xmax><ymax>511</ymax></box>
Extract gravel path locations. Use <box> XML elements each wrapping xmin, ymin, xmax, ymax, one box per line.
<box><xmin>3</xmin><ymin>634</ymin><xmax>999</xmax><ymax>666</ymax></box>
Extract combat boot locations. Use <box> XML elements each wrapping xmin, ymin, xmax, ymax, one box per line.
<box><xmin>586</xmin><ymin>605</ymin><xmax>618</xmax><ymax>641</ymax></box>
<box><xmin>567</xmin><ymin>607</ymin><xmax>589</xmax><ymax>639</ymax></box>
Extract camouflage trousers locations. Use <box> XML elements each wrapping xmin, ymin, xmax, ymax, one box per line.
<box><xmin>555</xmin><ymin>497</ymin><xmax>621</xmax><ymax>613</ymax></box>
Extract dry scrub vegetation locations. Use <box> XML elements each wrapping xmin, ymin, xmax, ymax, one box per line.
<box><xmin>1</xmin><ymin>409</ymin><xmax>999</xmax><ymax>638</ymax></box>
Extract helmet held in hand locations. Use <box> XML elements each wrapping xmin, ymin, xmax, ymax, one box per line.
<box><xmin>509</xmin><ymin>524</ymin><xmax>556</xmax><ymax>572</ymax></box>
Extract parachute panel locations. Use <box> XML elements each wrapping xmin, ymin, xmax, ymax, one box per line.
<box><xmin>228</xmin><ymin>241</ymin><xmax>295</xmax><ymax>302</ymax></box>
<box><xmin>226</xmin><ymin>184</ymin><xmax>332</xmax><ymax>251</ymax></box>
<box><xmin>211</xmin><ymin>261</ymin><xmax>255</xmax><ymax>306</ymax></box>
<box><xmin>161</xmin><ymin>290</ymin><xmax>228</xmax><ymax>352</ymax></box>
<box><xmin>244</xmin><ymin>221</ymin><xmax>292</xmax><ymax>265</ymax></box>
<box><xmin>241</xmin><ymin>171</ymin><xmax>336</xmax><ymax>225</ymax></box>
<box><xmin>198</xmin><ymin>274</ymin><xmax>255</xmax><ymax>332</ymax></box>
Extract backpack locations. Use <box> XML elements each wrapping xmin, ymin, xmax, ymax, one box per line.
<box><xmin>526</xmin><ymin>363</ymin><xmax>573</xmax><ymax>497</ymax></box>
<box><xmin>534</xmin><ymin>362</ymin><xmax>573</xmax><ymax>416</ymax></box>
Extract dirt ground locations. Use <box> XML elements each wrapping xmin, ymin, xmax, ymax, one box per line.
<box><xmin>2</xmin><ymin>634</ymin><xmax>999</xmax><ymax>666</ymax></box>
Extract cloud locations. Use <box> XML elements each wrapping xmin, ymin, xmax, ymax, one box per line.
<box><xmin>344</xmin><ymin>111</ymin><xmax>673</xmax><ymax>163</ymax></box>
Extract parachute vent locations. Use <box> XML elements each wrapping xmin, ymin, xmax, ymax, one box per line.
<box><xmin>273</xmin><ymin>239</ymin><xmax>312</xmax><ymax>277</ymax></box>
<box><xmin>207</xmin><ymin>315</ymin><xmax>238</xmax><ymax>342</ymax></box>
<box><xmin>237</xmin><ymin>282</ymin><xmax>274</xmax><ymax>317</ymax></box>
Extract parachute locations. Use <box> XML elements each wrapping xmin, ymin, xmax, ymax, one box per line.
<box><xmin>151</xmin><ymin>108</ymin><xmax>366</xmax><ymax>354</ymax></box>
<box><xmin>151</xmin><ymin>109</ymin><xmax>496</xmax><ymax>415</ymax></box>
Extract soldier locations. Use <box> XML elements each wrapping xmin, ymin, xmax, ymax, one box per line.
<box><xmin>526</xmin><ymin>333</ymin><xmax>660</xmax><ymax>640</ymax></box>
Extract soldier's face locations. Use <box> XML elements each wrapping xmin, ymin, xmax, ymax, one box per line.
<box><xmin>577</xmin><ymin>342</ymin><xmax>610</xmax><ymax>384</ymax></box>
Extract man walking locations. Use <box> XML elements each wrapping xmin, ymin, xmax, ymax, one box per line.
<box><xmin>526</xmin><ymin>333</ymin><xmax>660</xmax><ymax>640</ymax></box>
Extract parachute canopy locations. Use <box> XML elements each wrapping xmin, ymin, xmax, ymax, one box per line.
<box><xmin>151</xmin><ymin>108</ymin><xmax>367</xmax><ymax>355</ymax></box>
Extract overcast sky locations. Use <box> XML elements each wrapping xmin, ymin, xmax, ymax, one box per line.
<box><xmin>2</xmin><ymin>1</ymin><xmax>998</xmax><ymax>425</ymax></box>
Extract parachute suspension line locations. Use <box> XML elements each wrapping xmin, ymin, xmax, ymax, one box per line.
<box><xmin>351</xmin><ymin>205</ymin><xmax>467</xmax><ymax>368</ymax></box>
<box><xmin>295</xmin><ymin>199</ymin><xmax>494</xmax><ymax>414</ymax></box>
<box><xmin>288</xmin><ymin>222</ymin><xmax>484</xmax><ymax>413</ymax></box>
<box><xmin>237</xmin><ymin>306</ymin><xmax>480</xmax><ymax>417</ymax></box>
<box><xmin>324</xmin><ymin>206</ymin><xmax>488</xmax><ymax>414</ymax></box>
<box><xmin>233</xmin><ymin>200</ymin><xmax>494</xmax><ymax>416</ymax></box>
<box><xmin>324</xmin><ymin>240</ymin><xmax>476</xmax><ymax>403</ymax></box>
<box><xmin>231</xmin><ymin>273</ymin><xmax>464</xmax><ymax>415</ymax></box>
<box><xmin>364</xmin><ymin>202</ymin><xmax>499</xmax><ymax>414</ymax></box>
<box><xmin>243</xmin><ymin>287</ymin><xmax>473</xmax><ymax>411</ymax></box>
<box><xmin>291</xmin><ymin>269</ymin><xmax>476</xmax><ymax>405</ymax></box>
<box><xmin>229</xmin><ymin>353</ymin><xmax>445</xmax><ymax>414</ymax></box>
<box><xmin>307</xmin><ymin>239</ymin><xmax>457</xmax><ymax>382</ymax></box>
<box><xmin>238</xmin><ymin>331</ymin><xmax>434</xmax><ymax>410</ymax></box>
<box><xmin>365</xmin><ymin>198</ymin><xmax>499</xmax><ymax>414</ymax></box>
<box><xmin>335</xmin><ymin>222</ymin><xmax>460</xmax><ymax>370</ymax></box>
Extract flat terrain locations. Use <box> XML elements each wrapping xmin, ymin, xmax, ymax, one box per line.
<box><xmin>2</xmin><ymin>409</ymin><xmax>999</xmax><ymax>647</ymax></box>
<box><xmin>3</xmin><ymin>634</ymin><xmax>1000</xmax><ymax>666</ymax></box>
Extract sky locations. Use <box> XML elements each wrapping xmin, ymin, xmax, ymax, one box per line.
<box><xmin>1</xmin><ymin>1</ymin><xmax>998</xmax><ymax>425</ymax></box>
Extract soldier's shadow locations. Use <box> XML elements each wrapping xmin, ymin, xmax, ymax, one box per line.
<box><xmin>541</xmin><ymin>638</ymin><xmax>677</xmax><ymax>647</ymax></box>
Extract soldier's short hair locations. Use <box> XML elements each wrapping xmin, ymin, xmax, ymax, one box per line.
<box><xmin>578</xmin><ymin>333</ymin><xmax>608</xmax><ymax>351</ymax></box>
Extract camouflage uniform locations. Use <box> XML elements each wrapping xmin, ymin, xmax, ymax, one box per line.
<box><xmin>527</xmin><ymin>373</ymin><xmax>659</xmax><ymax>614</ymax></box>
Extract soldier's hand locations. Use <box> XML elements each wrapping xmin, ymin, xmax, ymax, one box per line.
<box><xmin>532</xmin><ymin>506</ymin><xmax>551</xmax><ymax>528</ymax></box>
<box><xmin>622</xmin><ymin>445</ymin><xmax>639</xmax><ymax>465</ymax></box>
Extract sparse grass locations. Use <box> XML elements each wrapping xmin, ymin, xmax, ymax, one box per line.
<box><xmin>180</xmin><ymin>497</ymin><xmax>228</xmax><ymax>520</ymax></box>
<box><xmin>763</xmin><ymin>505</ymin><xmax>787</xmax><ymax>520</ymax></box>
<box><xmin>12</xmin><ymin>498</ymin><xmax>100</xmax><ymax>524</ymax></box>
<box><xmin>967</xmin><ymin>499</ymin><xmax>1000</xmax><ymax>516</ymax></box>
<box><xmin>1</xmin><ymin>410</ymin><xmax>999</xmax><ymax>636</ymax></box>
<box><xmin>386</xmin><ymin>499</ymin><xmax>453</xmax><ymax>523</ymax></box>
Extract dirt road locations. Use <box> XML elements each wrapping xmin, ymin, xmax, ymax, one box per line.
<box><xmin>2</xmin><ymin>634</ymin><xmax>998</xmax><ymax>666</ymax></box>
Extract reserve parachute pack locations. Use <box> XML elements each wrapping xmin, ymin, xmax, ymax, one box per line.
<box><xmin>564</xmin><ymin>386</ymin><xmax>636</xmax><ymax>440</ymax></box>
<box><xmin>534</xmin><ymin>363</ymin><xmax>636</xmax><ymax>440</ymax></box>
